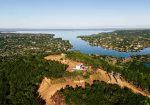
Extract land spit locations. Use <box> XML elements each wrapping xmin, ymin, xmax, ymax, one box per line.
<box><xmin>38</xmin><ymin>55</ymin><xmax>150</xmax><ymax>105</ymax></box>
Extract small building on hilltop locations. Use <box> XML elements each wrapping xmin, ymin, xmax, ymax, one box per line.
<box><xmin>76</xmin><ymin>64</ymin><xmax>83</xmax><ymax>70</ymax></box>
<box><xmin>73</xmin><ymin>63</ymin><xmax>88</xmax><ymax>71</ymax></box>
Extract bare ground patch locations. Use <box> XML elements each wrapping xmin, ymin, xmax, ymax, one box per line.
<box><xmin>39</xmin><ymin>55</ymin><xmax>150</xmax><ymax>105</ymax></box>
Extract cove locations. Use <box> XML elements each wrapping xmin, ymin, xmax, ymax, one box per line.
<box><xmin>17</xmin><ymin>30</ymin><xmax>150</xmax><ymax>57</ymax></box>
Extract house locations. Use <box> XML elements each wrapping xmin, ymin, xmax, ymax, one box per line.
<box><xmin>74</xmin><ymin>63</ymin><xmax>88</xmax><ymax>71</ymax></box>
<box><xmin>76</xmin><ymin>64</ymin><xmax>83</xmax><ymax>70</ymax></box>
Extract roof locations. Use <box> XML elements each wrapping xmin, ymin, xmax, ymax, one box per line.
<box><xmin>76</xmin><ymin>64</ymin><xmax>83</xmax><ymax>66</ymax></box>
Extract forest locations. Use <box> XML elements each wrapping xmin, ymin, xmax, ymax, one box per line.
<box><xmin>0</xmin><ymin>55</ymin><xmax>68</xmax><ymax>105</ymax></box>
<box><xmin>0</xmin><ymin>32</ymin><xmax>150</xmax><ymax>105</ymax></box>
<box><xmin>0</xmin><ymin>52</ymin><xmax>150</xmax><ymax>105</ymax></box>
<box><xmin>1</xmin><ymin>52</ymin><xmax>150</xmax><ymax>105</ymax></box>
<box><xmin>66</xmin><ymin>52</ymin><xmax>150</xmax><ymax>92</ymax></box>
<box><xmin>60</xmin><ymin>80</ymin><xmax>150</xmax><ymax>105</ymax></box>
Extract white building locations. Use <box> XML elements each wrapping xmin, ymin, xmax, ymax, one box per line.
<box><xmin>74</xmin><ymin>63</ymin><xmax>88</xmax><ymax>71</ymax></box>
<box><xmin>76</xmin><ymin>64</ymin><xmax>83</xmax><ymax>70</ymax></box>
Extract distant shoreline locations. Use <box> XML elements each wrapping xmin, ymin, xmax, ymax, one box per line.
<box><xmin>1</xmin><ymin>28</ymin><xmax>150</xmax><ymax>32</ymax></box>
<box><xmin>0</xmin><ymin>29</ymin><xmax>111</xmax><ymax>32</ymax></box>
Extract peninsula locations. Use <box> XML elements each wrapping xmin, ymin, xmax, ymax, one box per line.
<box><xmin>78</xmin><ymin>30</ymin><xmax>150</xmax><ymax>52</ymax></box>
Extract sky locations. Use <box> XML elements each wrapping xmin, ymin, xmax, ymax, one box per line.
<box><xmin>0</xmin><ymin>0</ymin><xmax>150</xmax><ymax>29</ymax></box>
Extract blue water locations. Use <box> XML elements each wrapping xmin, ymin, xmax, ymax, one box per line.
<box><xmin>143</xmin><ymin>63</ymin><xmax>150</xmax><ymax>67</ymax></box>
<box><xmin>17</xmin><ymin>30</ymin><xmax>150</xmax><ymax>57</ymax></box>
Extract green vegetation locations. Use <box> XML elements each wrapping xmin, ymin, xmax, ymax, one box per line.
<box><xmin>78</xmin><ymin>30</ymin><xmax>150</xmax><ymax>52</ymax></box>
<box><xmin>67</xmin><ymin>52</ymin><xmax>150</xmax><ymax>92</ymax></box>
<box><xmin>66</xmin><ymin>51</ymin><xmax>103</xmax><ymax>69</ymax></box>
<box><xmin>0</xmin><ymin>55</ymin><xmax>68</xmax><ymax>105</ymax></box>
<box><xmin>0</xmin><ymin>32</ymin><xmax>150</xmax><ymax>105</ymax></box>
<box><xmin>131</xmin><ymin>54</ymin><xmax>150</xmax><ymax>62</ymax></box>
<box><xmin>0</xmin><ymin>33</ymin><xmax>72</xmax><ymax>56</ymax></box>
<box><xmin>0</xmin><ymin>33</ymin><xmax>72</xmax><ymax>105</ymax></box>
<box><xmin>60</xmin><ymin>81</ymin><xmax>150</xmax><ymax>105</ymax></box>
<box><xmin>1</xmin><ymin>52</ymin><xmax>149</xmax><ymax>105</ymax></box>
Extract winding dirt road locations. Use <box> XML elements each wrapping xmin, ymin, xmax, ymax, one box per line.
<box><xmin>38</xmin><ymin>55</ymin><xmax>150</xmax><ymax>105</ymax></box>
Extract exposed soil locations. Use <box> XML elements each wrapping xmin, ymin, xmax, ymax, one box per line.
<box><xmin>44</xmin><ymin>55</ymin><xmax>81</xmax><ymax>71</ymax></box>
<box><xmin>38</xmin><ymin>55</ymin><xmax>150</xmax><ymax>105</ymax></box>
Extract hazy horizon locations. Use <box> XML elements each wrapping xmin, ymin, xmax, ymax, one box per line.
<box><xmin>0</xmin><ymin>0</ymin><xmax>150</xmax><ymax>29</ymax></box>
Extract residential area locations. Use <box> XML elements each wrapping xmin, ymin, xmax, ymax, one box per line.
<box><xmin>0</xmin><ymin>33</ymin><xmax>72</xmax><ymax>56</ymax></box>
<box><xmin>78</xmin><ymin>30</ymin><xmax>150</xmax><ymax>52</ymax></box>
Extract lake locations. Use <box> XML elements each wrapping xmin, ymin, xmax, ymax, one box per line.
<box><xmin>17</xmin><ymin>30</ymin><xmax>150</xmax><ymax>57</ymax></box>
<box><xmin>143</xmin><ymin>62</ymin><xmax>150</xmax><ymax>67</ymax></box>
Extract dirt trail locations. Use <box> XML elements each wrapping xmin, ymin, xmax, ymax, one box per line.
<box><xmin>38</xmin><ymin>55</ymin><xmax>150</xmax><ymax>105</ymax></box>
<box><xmin>38</xmin><ymin>77</ymin><xmax>87</xmax><ymax>105</ymax></box>
<box><xmin>44</xmin><ymin>55</ymin><xmax>81</xmax><ymax>71</ymax></box>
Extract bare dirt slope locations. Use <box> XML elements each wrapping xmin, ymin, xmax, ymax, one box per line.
<box><xmin>38</xmin><ymin>77</ymin><xmax>87</xmax><ymax>105</ymax></box>
<box><xmin>38</xmin><ymin>55</ymin><xmax>150</xmax><ymax>105</ymax></box>
<box><xmin>44</xmin><ymin>55</ymin><xmax>81</xmax><ymax>71</ymax></box>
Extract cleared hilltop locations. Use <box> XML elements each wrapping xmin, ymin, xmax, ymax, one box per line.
<box><xmin>38</xmin><ymin>54</ymin><xmax>150</xmax><ymax>105</ymax></box>
<box><xmin>0</xmin><ymin>32</ymin><xmax>150</xmax><ymax>105</ymax></box>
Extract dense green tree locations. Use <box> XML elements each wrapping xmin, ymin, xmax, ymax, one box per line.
<box><xmin>61</xmin><ymin>81</ymin><xmax>150</xmax><ymax>105</ymax></box>
<box><xmin>0</xmin><ymin>55</ymin><xmax>68</xmax><ymax>105</ymax></box>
